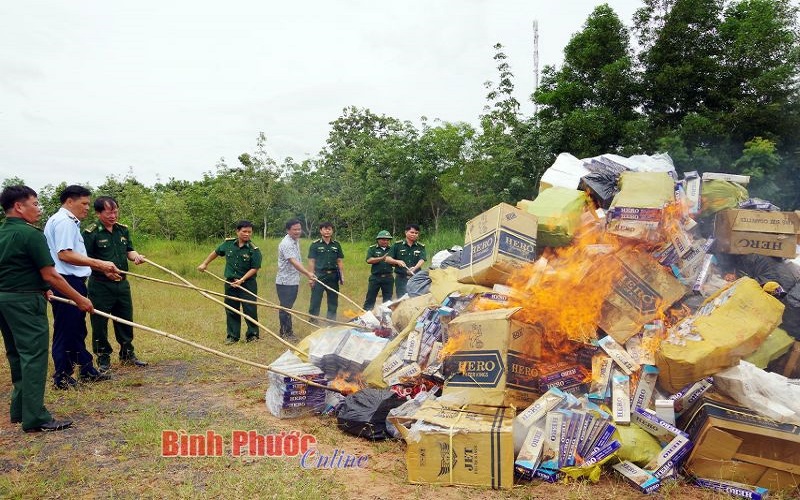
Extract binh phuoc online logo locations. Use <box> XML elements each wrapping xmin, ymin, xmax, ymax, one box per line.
<box><xmin>161</xmin><ymin>429</ymin><xmax>368</xmax><ymax>469</ymax></box>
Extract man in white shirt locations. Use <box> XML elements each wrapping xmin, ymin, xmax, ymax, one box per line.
<box><xmin>43</xmin><ymin>185</ymin><xmax>120</xmax><ymax>389</ymax></box>
<box><xmin>275</xmin><ymin>218</ymin><xmax>316</xmax><ymax>342</ymax></box>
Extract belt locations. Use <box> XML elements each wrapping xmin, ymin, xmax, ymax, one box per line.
<box><xmin>319</xmin><ymin>269</ymin><xmax>338</xmax><ymax>274</ymax></box>
<box><xmin>373</xmin><ymin>273</ymin><xmax>392</xmax><ymax>278</ymax></box>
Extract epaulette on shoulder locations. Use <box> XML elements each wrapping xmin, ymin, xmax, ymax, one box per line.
<box><xmin>369</xmin><ymin>243</ymin><xmax>378</xmax><ymax>248</ymax></box>
<box><xmin>250</xmin><ymin>242</ymin><xmax>259</xmax><ymax>250</ymax></box>
<box><xmin>26</xmin><ymin>222</ymin><xmax>43</xmax><ymax>231</ymax></box>
<box><xmin>225</xmin><ymin>237</ymin><xmax>236</xmax><ymax>241</ymax></box>
<box><xmin>84</xmin><ymin>223</ymin><xmax>97</xmax><ymax>233</ymax></box>
<box><xmin>117</xmin><ymin>223</ymin><xmax>128</xmax><ymax>228</ymax></box>
<box><xmin>418</xmin><ymin>242</ymin><xmax>425</xmax><ymax>247</ymax></box>
<box><xmin>313</xmin><ymin>238</ymin><xmax>323</xmax><ymax>243</ymax></box>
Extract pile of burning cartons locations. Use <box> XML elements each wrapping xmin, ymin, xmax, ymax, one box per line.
<box><xmin>277</xmin><ymin>153</ymin><xmax>800</xmax><ymax>496</ymax></box>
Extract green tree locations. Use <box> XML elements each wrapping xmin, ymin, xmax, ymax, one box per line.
<box><xmin>534</xmin><ymin>5</ymin><xmax>640</xmax><ymax>159</ymax></box>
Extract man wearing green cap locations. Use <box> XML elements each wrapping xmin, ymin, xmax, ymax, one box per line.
<box><xmin>363</xmin><ymin>230</ymin><xmax>394</xmax><ymax>310</ymax></box>
<box><xmin>386</xmin><ymin>224</ymin><xmax>426</xmax><ymax>297</ymax></box>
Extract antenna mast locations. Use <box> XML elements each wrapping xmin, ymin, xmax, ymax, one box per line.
<box><xmin>532</xmin><ymin>19</ymin><xmax>539</xmax><ymax>116</ymax></box>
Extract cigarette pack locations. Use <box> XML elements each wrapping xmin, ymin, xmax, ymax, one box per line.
<box><xmin>632</xmin><ymin>407</ymin><xmax>688</xmax><ymax>446</ymax></box>
<box><xmin>403</xmin><ymin>328</ymin><xmax>422</xmax><ymax>362</ymax></box>
<box><xmin>426</xmin><ymin>341</ymin><xmax>442</xmax><ymax>365</ymax></box>
<box><xmin>582</xmin><ymin>439</ymin><xmax>621</xmax><ymax>467</ymax></box>
<box><xmin>540</xmin><ymin>411</ymin><xmax>564</xmax><ymax>470</ymax></box>
<box><xmin>691</xmin><ymin>477</ymin><xmax>768</xmax><ymax>500</ymax></box>
<box><xmin>588</xmin><ymin>421</ymin><xmax>617</xmax><ymax>457</ymax></box>
<box><xmin>612</xmin><ymin>370</ymin><xmax>631</xmax><ymax>425</ymax></box>
<box><xmin>654</xmin><ymin>399</ymin><xmax>675</xmax><ymax>425</ymax></box>
<box><xmin>624</xmin><ymin>334</ymin><xmax>643</xmax><ymax>364</ymax></box>
<box><xmin>513</xmin><ymin>388</ymin><xmax>567</xmax><ymax>454</ymax></box>
<box><xmin>669</xmin><ymin>377</ymin><xmax>713</xmax><ymax>416</ymax></box>
<box><xmin>692</xmin><ymin>254</ymin><xmax>714</xmax><ymax>293</ymax></box>
<box><xmin>576</xmin><ymin>413</ymin><xmax>598</xmax><ymax>459</ymax></box>
<box><xmin>588</xmin><ymin>355</ymin><xmax>613</xmax><ymax>401</ymax></box>
<box><xmin>683</xmin><ymin>171</ymin><xmax>701</xmax><ymax>215</ymax></box>
<box><xmin>385</xmin><ymin>362</ymin><xmax>421</xmax><ymax>386</ymax></box>
<box><xmin>382</xmin><ymin>353</ymin><xmax>404</xmax><ymax>378</ymax></box>
<box><xmin>567</xmin><ymin>411</ymin><xmax>584</xmax><ymax>466</ymax></box>
<box><xmin>631</xmin><ymin>365</ymin><xmax>659</xmax><ymax>412</ymax></box>
<box><xmin>613</xmin><ymin>461</ymin><xmax>661</xmax><ymax>494</ymax></box>
<box><xmin>532</xmin><ymin>467</ymin><xmax>561</xmax><ymax>483</ymax></box>
<box><xmin>598</xmin><ymin>335</ymin><xmax>641</xmax><ymax>375</ymax></box>
<box><xmin>514</xmin><ymin>427</ymin><xmax>545</xmax><ymax>480</ymax></box>
<box><xmin>538</xmin><ymin>364</ymin><xmax>589</xmax><ymax>394</ymax></box>
<box><xmin>646</xmin><ymin>433</ymin><xmax>692</xmax><ymax>478</ymax></box>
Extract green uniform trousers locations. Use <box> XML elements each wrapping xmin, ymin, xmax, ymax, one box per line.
<box><xmin>0</xmin><ymin>292</ymin><xmax>53</xmax><ymax>431</ymax></box>
<box><xmin>88</xmin><ymin>278</ymin><xmax>136</xmax><ymax>363</ymax></box>
<box><xmin>224</xmin><ymin>279</ymin><xmax>259</xmax><ymax>341</ymax></box>
<box><xmin>309</xmin><ymin>271</ymin><xmax>339</xmax><ymax>321</ymax></box>
<box><xmin>363</xmin><ymin>273</ymin><xmax>393</xmax><ymax>310</ymax></box>
<box><xmin>395</xmin><ymin>274</ymin><xmax>411</xmax><ymax>298</ymax></box>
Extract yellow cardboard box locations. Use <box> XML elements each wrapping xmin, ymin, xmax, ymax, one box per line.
<box><xmin>440</xmin><ymin>308</ymin><xmax>545</xmax><ymax>409</ymax></box>
<box><xmin>390</xmin><ymin>402</ymin><xmax>515</xmax><ymax>489</ymax></box>
<box><xmin>715</xmin><ymin>209</ymin><xmax>800</xmax><ymax>258</ymax></box>
<box><xmin>458</xmin><ymin>203</ymin><xmax>538</xmax><ymax>287</ymax></box>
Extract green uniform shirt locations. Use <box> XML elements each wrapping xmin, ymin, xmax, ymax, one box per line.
<box><xmin>83</xmin><ymin>222</ymin><xmax>135</xmax><ymax>276</ymax></box>
<box><xmin>308</xmin><ymin>239</ymin><xmax>344</xmax><ymax>272</ymax></box>
<box><xmin>216</xmin><ymin>238</ymin><xmax>262</xmax><ymax>280</ymax></box>
<box><xmin>365</xmin><ymin>244</ymin><xmax>393</xmax><ymax>275</ymax></box>
<box><xmin>389</xmin><ymin>240</ymin><xmax>426</xmax><ymax>275</ymax></box>
<box><xmin>0</xmin><ymin>217</ymin><xmax>55</xmax><ymax>292</ymax></box>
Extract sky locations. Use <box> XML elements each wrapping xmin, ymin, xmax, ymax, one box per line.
<box><xmin>1</xmin><ymin>1</ymin><xmax>642</xmax><ymax>192</ymax></box>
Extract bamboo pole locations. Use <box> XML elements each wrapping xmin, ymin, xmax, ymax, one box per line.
<box><xmin>49</xmin><ymin>296</ymin><xmax>343</xmax><ymax>394</ymax></box>
<box><xmin>123</xmin><ymin>270</ymin><xmax>369</xmax><ymax>331</ymax></box>
<box><xmin>312</xmin><ymin>277</ymin><xmax>368</xmax><ymax>315</ymax></box>
<box><xmin>142</xmin><ymin>258</ymin><xmax>306</xmax><ymax>355</ymax></box>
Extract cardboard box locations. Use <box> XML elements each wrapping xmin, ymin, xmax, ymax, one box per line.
<box><xmin>714</xmin><ymin>209</ymin><xmax>800</xmax><ymax>258</ymax></box>
<box><xmin>390</xmin><ymin>402</ymin><xmax>515</xmax><ymax>489</ymax></box>
<box><xmin>679</xmin><ymin>393</ymin><xmax>800</xmax><ymax>491</ymax></box>
<box><xmin>441</xmin><ymin>308</ymin><xmax>541</xmax><ymax>408</ymax></box>
<box><xmin>458</xmin><ymin>203</ymin><xmax>538</xmax><ymax>286</ymax></box>
<box><xmin>590</xmin><ymin>249</ymin><xmax>686</xmax><ymax>344</ymax></box>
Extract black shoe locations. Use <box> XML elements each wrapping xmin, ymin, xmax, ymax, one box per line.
<box><xmin>120</xmin><ymin>357</ymin><xmax>148</xmax><ymax>367</ymax></box>
<box><xmin>24</xmin><ymin>419</ymin><xmax>73</xmax><ymax>433</ymax></box>
<box><xmin>53</xmin><ymin>376</ymin><xmax>78</xmax><ymax>390</ymax></box>
<box><xmin>224</xmin><ymin>338</ymin><xmax>237</xmax><ymax>345</ymax></box>
<box><xmin>245</xmin><ymin>336</ymin><xmax>259</xmax><ymax>343</ymax></box>
<box><xmin>80</xmin><ymin>371</ymin><xmax>111</xmax><ymax>382</ymax></box>
<box><xmin>11</xmin><ymin>417</ymin><xmax>21</xmax><ymax>424</ymax></box>
<box><xmin>98</xmin><ymin>363</ymin><xmax>111</xmax><ymax>373</ymax></box>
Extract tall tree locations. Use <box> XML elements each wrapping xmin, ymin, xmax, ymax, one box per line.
<box><xmin>534</xmin><ymin>5</ymin><xmax>640</xmax><ymax>159</ymax></box>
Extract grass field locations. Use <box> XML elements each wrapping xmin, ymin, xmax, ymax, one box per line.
<box><xmin>0</xmin><ymin>235</ymin><xmax>792</xmax><ymax>499</ymax></box>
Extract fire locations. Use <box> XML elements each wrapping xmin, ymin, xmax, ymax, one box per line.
<box><xmin>438</xmin><ymin>331</ymin><xmax>470</xmax><ymax>360</ymax></box>
<box><xmin>329</xmin><ymin>371</ymin><xmax>365</xmax><ymax>395</ymax></box>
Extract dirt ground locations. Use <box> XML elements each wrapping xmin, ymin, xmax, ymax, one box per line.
<box><xmin>3</xmin><ymin>357</ymin><xmax>793</xmax><ymax>499</ymax></box>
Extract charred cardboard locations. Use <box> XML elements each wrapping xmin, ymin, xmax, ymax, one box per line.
<box><xmin>679</xmin><ymin>392</ymin><xmax>800</xmax><ymax>491</ymax></box>
<box><xmin>590</xmin><ymin>249</ymin><xmax>685</xmax><ymax>344</ymax></box>
<box><xmin>390</xmin><ymin>402</ymin><xmax>514</xmax><ymax>489</ymax></box>
<box><xmin>714</xmin><ymin>209</ymin><xmax>800</xmax><ymax>259</ymax></box>
<box><xmin>458</xmin><ymin>203</ymin><xmax>538</xmax><ymax>287</ymax></box>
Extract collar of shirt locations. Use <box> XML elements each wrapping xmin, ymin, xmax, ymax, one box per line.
<box><xmin>60</xmin><ymin>207</ymin><xmax>81</xmax><ymax>226</ymax></box>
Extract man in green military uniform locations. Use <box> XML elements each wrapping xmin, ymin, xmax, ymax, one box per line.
<box><xmin>386</xmin><ymin>224</ymin><xmax>426</xmax><ymax>297</ymax></box>
<box><xmin>0</xmin><ymin>185</ymin><xmax>91</xmax><ymax>432</ymax></box>
<box><xmin>198</xmin><ymin>220</ymin><xmax>262</xmax><ymax>344</ymax></box>
<box><xmin>308</xmin><ymin>222</ymin><xmax>345</xmax><ymax>322</ymax></box>
<box><xmin>84</xmin><ymin>196</ymin><xmax>148</xmax><ymax>371</ymax></box>
<box><xmin>363</xmin><ymin>230</ymin><xmax>394</xmax><ymax>310</ymax></box>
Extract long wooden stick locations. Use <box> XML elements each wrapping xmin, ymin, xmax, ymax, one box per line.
<box><xmin>49</xmin><ymin>296</ymin><xmax>343</xmax><ymax>394</ymax></box>
<box><xmin>312</xmin><ymin>277</ymin><xmax>368</xmax><ymax>315</ymax></box>
<box><xmin>200</xmin><ymin>269</ymin><xmax>318</xmax><ymax>329</ymax></box>
<box><xmin>142</xmin><ymin>258</ymin><xmax>306</xmax><ymax>355</ymax></box>
<box><xmin>123</xmin><ymin>270</ymin><xmax>370</xmax><ymax>331</ymax></box>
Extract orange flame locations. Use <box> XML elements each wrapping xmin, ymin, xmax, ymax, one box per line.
<box><xmin>329</xmin><ymin>371</ymin><xmax>365</xmax><ymax>395</ymax></box>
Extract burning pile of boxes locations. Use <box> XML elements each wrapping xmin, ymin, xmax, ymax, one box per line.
<box><xmin>271</xmin><ymin>153</ymin><xmax>800</xmax><ymax>497</ymax></box>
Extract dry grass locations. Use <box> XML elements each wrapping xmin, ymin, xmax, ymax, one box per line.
<box><xmin>0</xmin><ymin>237</ymin><xmax>794</xmax><ymax>498</ymax></box>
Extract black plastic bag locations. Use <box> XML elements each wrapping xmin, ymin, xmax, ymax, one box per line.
<box><xmin>579</xmin><ymin>171</ymin><xmax>620</xmax><ymax>209</ymax></box>
<box><xmin>336</xmin><ymin>388</ymin><xmax>405</xmax><ymax>440</ymax></box>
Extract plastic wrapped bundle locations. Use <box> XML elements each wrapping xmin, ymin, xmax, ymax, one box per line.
<box><xmin>266</xmin><ymin>351</ymin><xmax>327</xmax><ymax>419</ymax></box>
<box><xmin>307</xmin><ymin>327</ymin><xmax>388</xmax><ymax>378</ymax></box>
